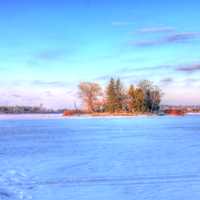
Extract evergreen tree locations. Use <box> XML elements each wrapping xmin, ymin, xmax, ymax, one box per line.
<box><xmin>115</xmin><ymin>78</ymin><xmax>125</xmax><ymax>111</ymax></box>
<box><xmin>106</xmin><ymin>78</ymin><xmax>117</xmax><ymax>112</ymax></box>
<box><xmin>106</xmin><ymin>78</ymin><xmax>126</xmax><ymax>112</ymax></box>
<box><xmin>128</xmin><ymin>85</ymin><xmax>136</xmax><ymax>112</ymax></box>
<box><xmin>134</xmin><ymin>88</ymin><xmax>145</xmax><ymax>112</ymax></box>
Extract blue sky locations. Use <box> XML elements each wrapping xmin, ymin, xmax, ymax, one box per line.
<box><xmin>0</xmin><ymin>0</ymin><xmax>200</xmax><ymax>108</ymax></box>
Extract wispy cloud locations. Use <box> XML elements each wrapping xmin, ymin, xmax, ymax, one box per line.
<box><xmin>95</xmin><ymin>62</ymin><xmax>200</xmax><ymax>85</ymax></box>
<box><xmin>133</xmin><ymin>40</ymin><xmax>162</xmax><ymax>47</ymax></box>
<box><xmin>176</xmin><ymin>63</ymin><xmax>200</xmax><ymax>73</ymax></box>
<box><xmin>137</xmin><ymin>27</ymin><xmax>175</xmax><ymax>33</ymax></box>
<box><xmin>118</xmin><ymin>66</ymin><xmax>168</xmax><ymax>73</ymax></box>
<box><xmin>160</xmin><ymin>78</ymin><xmax>174</xmax><ymax>84</ymax></box>
<box><xmin>94</xmin><ymin>65</ymin><xmax>169</xmax><ymax>82</ymax></box>
<box><xmin>166</xmin><ymin>32</ymin><xmax>200</xmax><ymax>42</ymax></box>
<box><xmin>133</xmin><ymin>32</ymin><xmax>200</xmax><ymax>47</ymax></box>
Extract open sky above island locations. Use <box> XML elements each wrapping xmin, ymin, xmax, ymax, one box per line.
<box><xmin>0</xmin><ymin>0</ymin><xmax>200</xmax><ymax>108</ymax></box>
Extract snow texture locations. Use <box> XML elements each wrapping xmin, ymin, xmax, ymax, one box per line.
<box><xmin>0</xmin><ymin>115</ymin><xmax>200</xmax><ymax>199</ymax></box>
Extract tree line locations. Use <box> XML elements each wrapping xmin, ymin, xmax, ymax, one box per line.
<box><xmin>78</xmin><ymin>78</ymin><xmax>162</xmax><ymax>113</ymax></box>
<box><xmin>0</xmin><ymin>106</ymin><xmax>56</xmax><ymax>114</ymax></box>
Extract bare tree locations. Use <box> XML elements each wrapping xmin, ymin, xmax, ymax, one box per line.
<box><xmin>78</xmin><ymin>82</ymin><xmax>102</xmax><ymax>112</ymax></box>
<box><xmin>150</xmin><ymin>86</ymin><xmax>163</xmax><ymax>112</ymax></box>
<box><xmin>138</xmin><ymin>80</ymin><xmax>162</xmax><ymax>112</ymax></box>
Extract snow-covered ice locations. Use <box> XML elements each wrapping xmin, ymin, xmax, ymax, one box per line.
<box><xmin>0</xmin><ymin>115</ymin><xmax>200</xmax><ymax>199</ymax></box>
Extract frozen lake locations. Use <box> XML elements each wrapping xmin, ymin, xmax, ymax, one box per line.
<box><xmin>0</xmin><ymin>115</ymin><xmax>200</xmax><ymax>200</ymax></box>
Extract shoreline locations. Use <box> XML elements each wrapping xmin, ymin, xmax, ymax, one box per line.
<box><xmin>0</xmin><ymin>112</ymin><xmax>199</xmax><ymax>121</ymax></box>
<box><xmin>90</xmin><ymin>112</ymin><xmax>154</xmax><ymax>117</ymax></box>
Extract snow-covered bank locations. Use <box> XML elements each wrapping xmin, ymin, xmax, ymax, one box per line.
<box><xmin>186</xmin><ymin>112</ymin><xmax>200</xmax><ymax>115</ymax></box>
<box><xmin>0</xmin><ymin>113</ymin><xmax>158</xmax><ymax>121</ymax></box>
<box><xmin>0</xmin><ymin>114</ymin><xmax>63</xmax><ymax>120</ymax></box>
<box><xmin>0</xmin><ymin>112</ymin><xmax>199</xmax><ymax>121</ymax></box>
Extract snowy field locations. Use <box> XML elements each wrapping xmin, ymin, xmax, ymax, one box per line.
<box><xmin>0</xmin><ymin>115</ymin><xmax>200</xmax><ymax>200</ymax></box>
